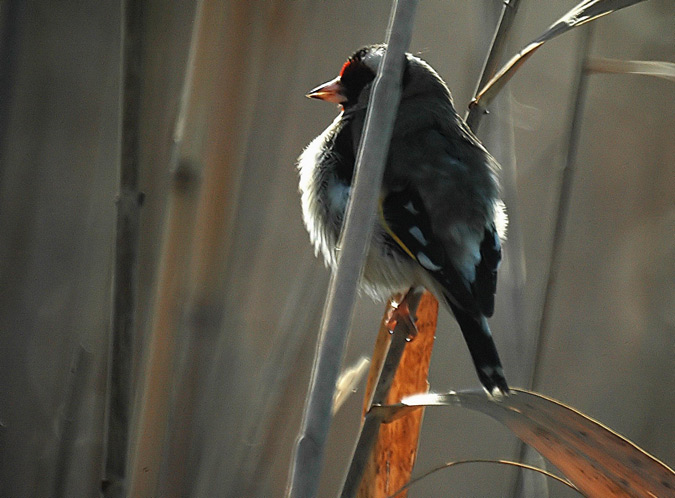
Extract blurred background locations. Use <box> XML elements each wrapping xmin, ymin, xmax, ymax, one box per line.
<box><xmin>0</xmin><ymin>0</ymin><xmax>672</xmax><ymax>496</ymax></box>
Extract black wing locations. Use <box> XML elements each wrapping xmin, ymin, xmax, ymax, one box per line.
<box><xmin>380</xmin><ymin>185</ymin><xmax>501</xmax><ymax>317</ymax></box>
<box><xmin>380</xmin><ymin>186</ymin><xmax>478</xmax><ymax>314</ymax></box>
<box><xmin>472</xmin><ymin>224</ymin><xmax>501</xmax><ymax>317</ymax></box>
<box><xmin>380</xmin><ymin>185</ymin><xmax>508</xmax><ymax>393</ymax></box>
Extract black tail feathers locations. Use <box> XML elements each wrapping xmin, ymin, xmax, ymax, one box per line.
<box><xmin>447</xmin><ymin>301</ymin><xmax>509</xmax><ymax>395</ymax></box>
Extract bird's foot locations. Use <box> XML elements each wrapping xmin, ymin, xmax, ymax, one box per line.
<box><xmin>385</xmin><ymin>294</ymin><xmax>419</xmax><ymax>341</ymax></box>
<box><xmin>485</xmin><ymin>385</ymin><xmax>510</xmax><ymax>400</ymax></box>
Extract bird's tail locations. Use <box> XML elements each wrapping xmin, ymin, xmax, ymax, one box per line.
<box><xmin>447</xmin><ymin>301</ymin><xmax>509</xmax><ymax>395</ymax></box>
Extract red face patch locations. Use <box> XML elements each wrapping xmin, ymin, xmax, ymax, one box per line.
<box><xmin>339</xmin><ymin>60</ymin><xmax>351</xmax><ymax>77</ymax></box>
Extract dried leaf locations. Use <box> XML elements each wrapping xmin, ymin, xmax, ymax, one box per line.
<box><xmin>472</xmin><ymin>0</ymin><xmax>649</xmax><ymax>111</ymax></box>
<box><xmin>378</xmin><ymin>389</ymin><xmax>675</xmax><ymax>498</ymax></box>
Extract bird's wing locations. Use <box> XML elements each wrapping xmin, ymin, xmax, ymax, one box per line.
<box><xmin>382</xmin><ymin>116</ymin><xmax>503</xmax><ymax>317</ymax></box>
<box><xmin>379</xmin><ymin>186</ymin><xmax>476</xmax><ymax>314</ymax></box>
<box><xmin>380</xmin><ymin>186</ymin><xmax>507</xmax><ymax>392</ymax></box>
<box><xmin>472</xmin><ymin>224</ymin><xmax>501</xmax><ymax>317</ymax></box>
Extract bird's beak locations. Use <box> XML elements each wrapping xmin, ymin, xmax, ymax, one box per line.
<box><xmin>306</xmin><ymin>77</ymin><xmax>347</xmax><ymax>104</ymax></box>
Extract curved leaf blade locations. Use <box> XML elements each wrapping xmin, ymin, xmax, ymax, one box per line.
<box><xmin>380</xmin><ymin>389</ymin><xmax>675</xmax><ymax>498</ymax></box>
<box><xmin>472</xmin><ymin>0</ymin><xmax>649</xmax><ymax>110</ymax></box>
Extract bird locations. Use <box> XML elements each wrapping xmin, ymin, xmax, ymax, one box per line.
<box><xmin>297</xmin><ymin>45</ymin><xmax>509</xmax><ymax>396</ymax></box>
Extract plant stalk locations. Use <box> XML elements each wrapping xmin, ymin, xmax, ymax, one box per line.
<box><xmin>285</xmin><ymin>1</ymin><xmax>419</xmax><ymax>496</ymax></box>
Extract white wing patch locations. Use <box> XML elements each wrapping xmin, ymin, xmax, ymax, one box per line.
<box><xmin>408</xmin><ymin>226</ymin><xmax>428</xmax><ymax>246</ymax></box>
<box><xmin>417</xmin><ymin>252</ymin><xmax>442</xmax><ymax>271</ymax></box>
<box><xmin>403</xmin><ymin>200</ymin><xmax>418</xmax><ymax>214</ymax></box>
<box><xmin>494</xmin><ymin>199</ymin><xmax>508</xmax><ymax>240</ymax></box>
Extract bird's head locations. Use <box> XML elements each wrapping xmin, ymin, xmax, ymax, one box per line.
<box><xmin>306</xmin><ymin>45</ymin><xmax>452</xmax><ymax>112</ymax></box>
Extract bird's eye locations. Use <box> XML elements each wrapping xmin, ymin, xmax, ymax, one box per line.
<box><xmin>338</xmin><ymin>59</ymin><xmax>376</xmax><ymax>105</ymax></box>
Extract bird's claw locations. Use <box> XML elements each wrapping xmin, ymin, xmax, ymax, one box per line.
<box><xmin>385</xmin><ymin>297</ymin><xmax>419</xmax><ymax>341</ymax></box>
<box><xmin>485</xmin><ymin>385</ymin><xmax>510</xmax><ymax>400</ymax></box>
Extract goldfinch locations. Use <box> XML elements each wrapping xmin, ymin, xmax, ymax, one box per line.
<box><xmin>298</xmin><ymin>45</ymin><xmax>509</xmax><ymax>395</ymax></box>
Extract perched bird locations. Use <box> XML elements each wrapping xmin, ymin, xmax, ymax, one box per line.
<box><xmin>298</xmin><ymin>45</ymin><xmax>509</xmax><ymax>395</ymax></box>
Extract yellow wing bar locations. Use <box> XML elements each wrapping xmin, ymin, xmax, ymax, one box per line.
<box><xmin>377</xmin><ymin>197</ymin><xmax>416</xmax><ymax>261</ymax></box>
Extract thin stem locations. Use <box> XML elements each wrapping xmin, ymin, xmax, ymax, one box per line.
<box><xmin>465</xmin><ymin>0</ymin><xmax>522</xmax><ymax>132</ymax></box>
<box><xmin>529</xmin><ymin>25</ymin><xmax>594</xmax><ymax>391</ymax></box>
<box><xmin>510</xmin><ymin>23</ymin><xmax>594</xmax><ymax>498</ymax></box>
<box><xmin>53</xmin><ymin>346</ymin><xmax>93</xmax><ymax>497</ymax></box>
<box><xmin>388</xmin><ymin>459</ymin><xmax>580</xmax><ymax>498</ymax></box>
<box><xmin>285</xmin><ymin>2</ymin><xmax>419</xmax><ymax>496</ymax></box>
<box><xmin>103</xmin><ymin>0</ymin><xmax>143</xmax><ymax>496</ymax></box>
<box><xmin>340</xmin><ymin>289</ymin><xmax>423</xmax><ymax>497</ymax></box>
